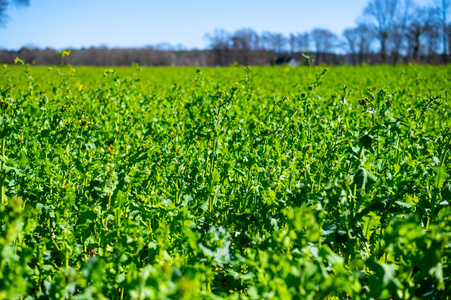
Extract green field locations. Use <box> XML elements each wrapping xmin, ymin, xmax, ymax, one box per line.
<box><xmin>0</xmin><ymin>64</ymin><xmax>450</xmax><ymax>299</ymax></box>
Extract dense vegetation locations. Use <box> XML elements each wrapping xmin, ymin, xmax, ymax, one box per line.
<box><xmin>0</xmin><ymin>62</ymin><xmax>450</xmax><ymax>299</ymax></box>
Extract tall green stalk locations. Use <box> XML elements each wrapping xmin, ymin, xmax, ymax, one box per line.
<box><xmin>1</xmin><ymin>139</ymin><xmax>5</xmax><ymax>205</ymax></box>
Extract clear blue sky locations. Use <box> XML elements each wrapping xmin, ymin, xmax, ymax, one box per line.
<box><xmin>0</xmin><ymin>0</ymin><xmax>435</xmax><ymax>50</ymax></box>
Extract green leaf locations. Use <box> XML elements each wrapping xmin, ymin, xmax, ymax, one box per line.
<box><xmin>432</xmin><ymin>166</ymin><xmax>448</xmax><ymax>189</ymax></box>
<box><xmin>394</xmin><ymin>201</ymin><xmax>413</xmax><ymax>209</ymax></box>
<box><xmin>353</xmin><ymin>167</ymin><xmax>377</xmax><ymax>191</ymax></box>
<box><xmin>366</xmin><ymin>259</ymin><xmax>402</xmax><ymax>294</ymax></box>
<box><xmin>321</xmin><ymin>224</ymin><xmax>336</xmax><ymax>236</ymax></box>
<box><xmin>41</xmin><ymin>129</ymin><xmax>51</xmax><ymax>137</ymax></box>
<box><xmin>359</xmin><ymin>134</ymin><xmax>373</xmax><ymax>150</ymax></box>
<box><xmin>181</xmin><ymin>195</ymin><xmax>193</xmax><ymax>207</ymax></box>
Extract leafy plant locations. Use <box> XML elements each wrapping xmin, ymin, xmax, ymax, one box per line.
<box><xmin>0</xmin><ymin>63</ymin><xmax>449</xmax><ymax>299</ymax></box>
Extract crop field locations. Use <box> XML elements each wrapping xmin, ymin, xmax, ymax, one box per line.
<box><xmin>0</xmin><ymin>63</ymin><xmax>450</xmax><ymax>299</ymax></box>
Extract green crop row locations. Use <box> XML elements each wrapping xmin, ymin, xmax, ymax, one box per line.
<box><xmin>0</xmin><ymin>63</ymin><xmax>450</xmax><ymax>299</ymax></box>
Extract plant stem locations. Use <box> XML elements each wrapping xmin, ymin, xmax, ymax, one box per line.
<box><xmin>208</xmin><ymin>137</ymin><xmax>217</xmax><ymax>215</ymax></box>
<box><xmin>108</xmin><ymin>175</ymin><xmax>112</xmax><ymax>210</ymax></box>
<box><xmin>1</xmin><ymin>139</ymin><xmax>5</xmax><ymax>205</ymax></box>
<box><xmin>208</xmin><ymin>106</ymin><xmax>222</xmax><ymax>216</ymax></box>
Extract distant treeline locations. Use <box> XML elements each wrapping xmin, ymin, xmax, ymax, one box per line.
<box><xmin>1</xmin><ymin>0</ymin><xmax>450</xmax><ymax>66</ymax></box>
<box><xmin>0</xmin><ymin>47</ymin><xmax>363</xmax><ymax>66</ymax></box>
<box><xmin>0</xmin><ymin>46</ymin><xmax>447</xmax><ymax>66</ymax></box>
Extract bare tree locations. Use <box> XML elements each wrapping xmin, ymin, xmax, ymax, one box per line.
<box><xmin>423</xmin><ymin>21</ymin><xmax>441</xmax><ymax>59</ymax></box>
<box><xmin>343</xmin><ymin>24</ymin><xmax>373</xmax><ymax>64</ymax></box>
<box><xmin>232</xmin><ymin>28</ymin><xmax>260</xmax><ymax>51</ymax></box>
<box><xmin>389</xmin><ymin>0</ymin><xmax>416</xmax><ymax>64</ymax></box>
<box><xmin>288</xmin><ymin>33</ymin><xmax>309</xmax><ymax>54</ymax></box>
<box><xmin>0</xmin><ymin>0</ymin><xmax>29</xmax><ymax>25</ymax></box>
<box><xmin>343</xmin><ymin>28</ymin><xmax>358</xmax><ymax>64</ymax></box>
<box><xmin>448</xmin><ymin>23</ymin><xmax>451</xmax><ymax>56</ymax></box>
<box><xmin>296</xmin><ymin>32</ymin><xmax>310</xmax><ymax>53</ymax></box>
<box><xmin>273</xmin><ymin>33</ymin><xmax>287</xmax><ymax>53</ymax></box>
<box><xmin>406</xmin><ymin>6</ymin><xmax>437</xmax><ymax>62</ymax></box>
<box><xmin>269</xmin><ymin>33</ymin><xmax>287</xmax><ymax>53</ymax></box>
<box><xmin>261</xmin><ymin>31</ymin><xmax>273</xmax><ymax>51</ymax></box>
<box><xmin>261</xmin><ymin>31</ymin><xmax>287</xmax><ymax>53</ymax></box>
<box><xmin>289</xmin><ymin>33</ymin><xmax>296</xmax><ymax>54</ymax></box>
<box><xmin>362</xmin><ymin>0</ymin><xmax>399</xmax><ymax>63</ymax></box>
<box><xmin>434</xmin><ymin>0</ymin><xmax>451</xmax><ymax>63</ymax></box>
<box><xmin>231</xmin><ymin>28</ymin><xmax>260</xmax><ymax>65</ymax></box>
<box><xmin>311</xmin><ymin>28</ymin><xmax>338</xmax><ymax>63</ymax></box>
<box><xmin>204</xmin><ymin>29</ymin><xmax>231</xmax><ymax>65</ymax></box>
